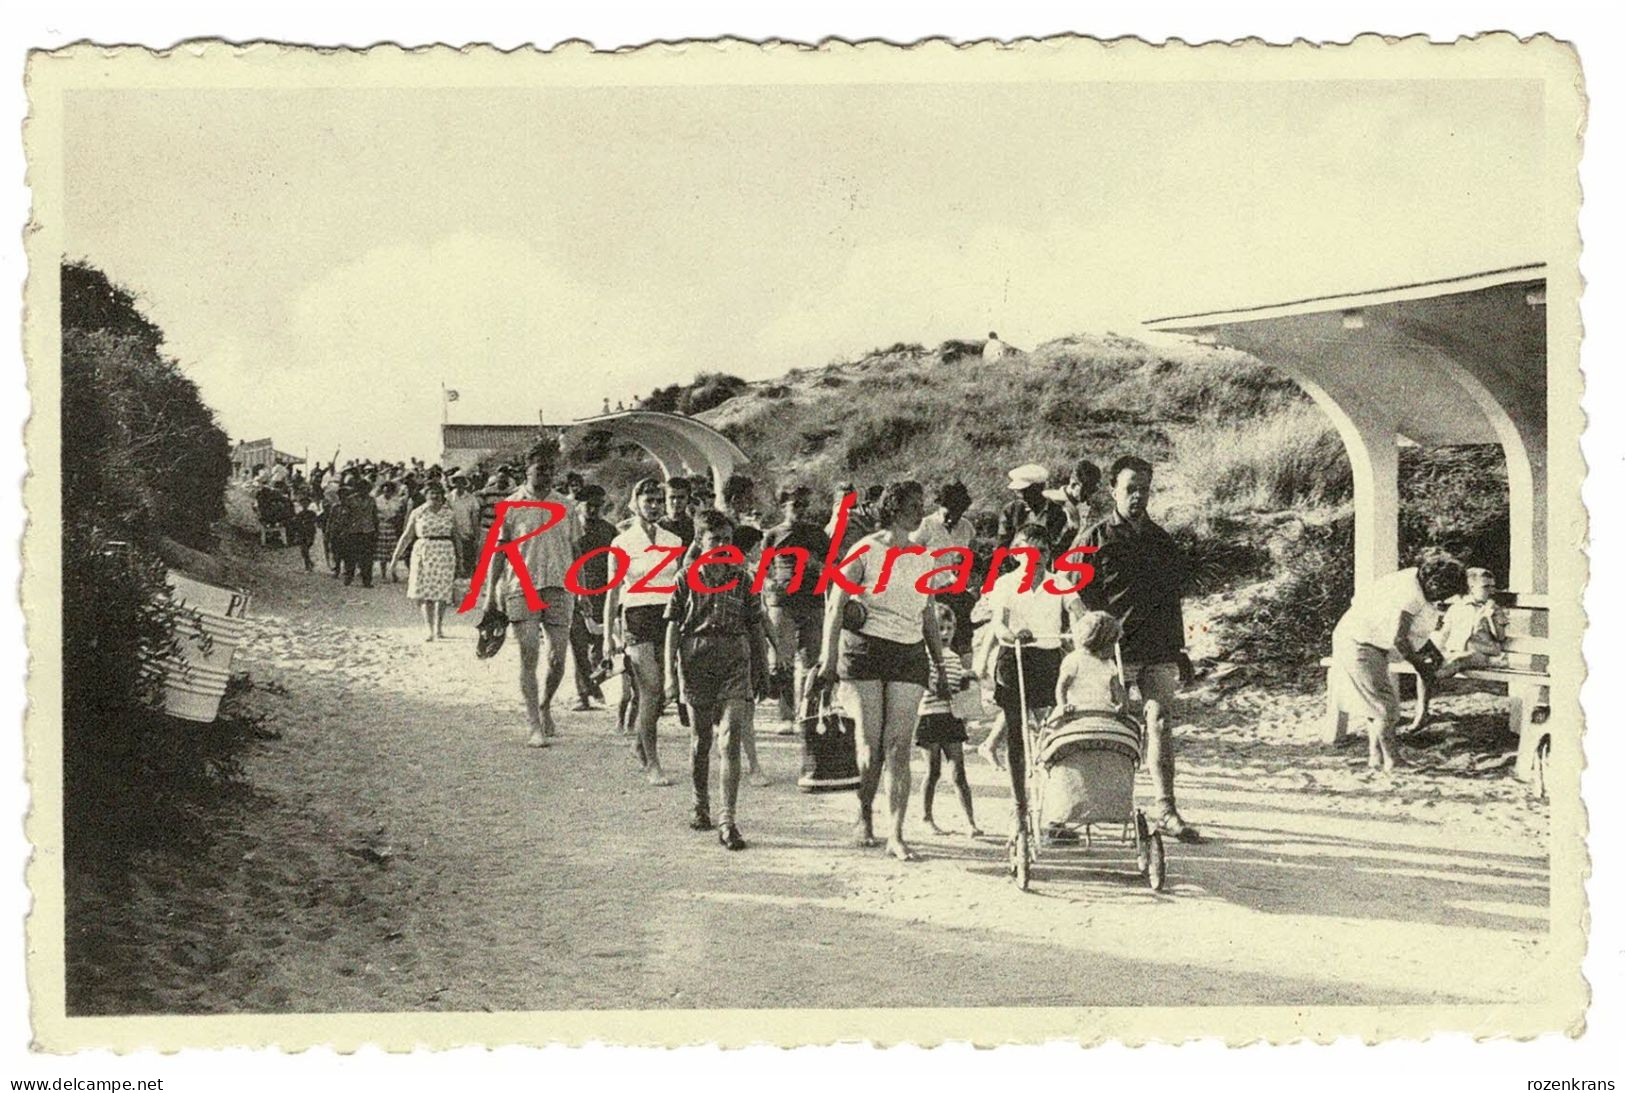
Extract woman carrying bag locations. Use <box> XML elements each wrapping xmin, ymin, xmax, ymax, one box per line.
<box><xmin>814</xmin><ymin>480</ymin><xmax>950</xmax><ymax>863</ymax></box>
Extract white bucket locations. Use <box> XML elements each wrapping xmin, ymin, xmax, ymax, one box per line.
<box><xmin>161</xmin><ymin>682</ymin><xmax>227</xmax><ymax>723</ymax></box>
<box><xmin>147</xmin><ymin>658</ymin><xmax>232</xmax><ymax>723</ymax></box>
<box><xmin>170</xmin><ymin>610</ymin><xmax>247</xmax><ymax>672</ymax></box>
<box><xmin>173</xmin><ymin>625</ymin><xmax>239</xmax><ymax>673</ymax></box>
<box><xmin>166</xmin><ymin>571</ymin><xmax>251</xmax><ymax>620</ymax></box>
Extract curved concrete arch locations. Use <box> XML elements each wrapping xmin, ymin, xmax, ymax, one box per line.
<box><xmin>1227</xmin><ymin>351</ymin><xmax>1402</xmax><ymax>586</ymax></box>
<box><xmin>561</xmin><ymin>410</ymin><xmax>751</xmax><ymax>498</ymax></box>
<box><xmin>1410</xmin><ymin>344</ymin><xmax>1544</xmax><ymax>593</ymax></box>
<box><xmin>602</xmin><ymin>420</ymin><xmax>701</xmax><ymax>479</ymax></box>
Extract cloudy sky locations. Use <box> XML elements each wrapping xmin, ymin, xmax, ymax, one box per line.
<box><xmin>62</xmin><ymin>78</ymin><xmax>1544</xmax><ymax>460</ymax></box>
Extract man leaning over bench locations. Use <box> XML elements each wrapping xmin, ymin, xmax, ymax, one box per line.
<box><xmin>1322</xmin><ymin>559</ymin><xmax>1554</xmax><ymax>791</ymax></box>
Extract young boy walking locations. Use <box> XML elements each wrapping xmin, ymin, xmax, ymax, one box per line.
<box><xmin>289</xmin><ymin>496</ymin><xmax>318</xmax><ymax>572</ymax></box>
<box><xmin>664</xmin><ymin>509</ymin><xmax>771</xmax><ymax>851</ymax></box>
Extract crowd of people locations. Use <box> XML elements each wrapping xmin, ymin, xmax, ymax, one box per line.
<box><xmin>250</xmin><ymin>457</ymin><xmax>528</xmax><ymax>639</ymax></box>
<box><xmin>461</xmin><ymin>437</ymin><xmax>1201</xmax><ymax>861</ymax></box>
<box><xmin>247</xmin><ymin>437</ymin><xmax>1495</xmax><ymax>864</ymax></box>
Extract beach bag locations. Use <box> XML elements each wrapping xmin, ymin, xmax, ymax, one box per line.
<box><xmin>949</xmin><ymin>678</ymin><xmax>987</xmax><ymax>722</ymax></box>
<box><xmin>797</xmin><ymin>681</ymin><xmax>860</xmax><ymax>793</ymax></box>
<box><xmin>475</xmin><ymin>604</ymin><xmax>509</xmax><ymax>659</ymax></box>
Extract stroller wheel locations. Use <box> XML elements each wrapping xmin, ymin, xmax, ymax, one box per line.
<box><xmin>1134</xmin><ymin>811</ymin><xmax>1151</xmax><ymax>874</ymax></box>
<box><xmin>1146</xmin><ymin>831</ymin><xmax>1167</xmax><ymax>892</ymax></box>
<box><xmin>1010</xmin><ymin>831</ymin><xmax>1031</xmax><ymax>891</ymax></box>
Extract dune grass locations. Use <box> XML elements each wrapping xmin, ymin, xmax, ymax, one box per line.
<box><xmin>1168</xmin><ymin>403</ymin><xmax>1353</xmax><ymax>517</ymax></box>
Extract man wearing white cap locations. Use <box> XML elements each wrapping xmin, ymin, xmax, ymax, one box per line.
<box><xmin>997</xmin><ymin>463</ymin><xmax>1069</xmax><ymax>551</ymax></box>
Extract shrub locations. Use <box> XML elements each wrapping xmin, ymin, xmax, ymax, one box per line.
<box><xmin>938</xmin><ymin>339</ymin><xmax>984</xmax><ymax>365</ymax></box>
<box><xmin>1400</xmin><ymin>444</ymin><xmax>1509</xmax><ymax>575</ymax></box>
<box><xmin>720</xmin><ymin>418</ymin><xmax>765</xmax><ymax>451</ymax></box>
<box><xmin>844</xmin><ymin>412</ymin><xmax>930</xmax><ymax>468</ymax></box>
<box><xmin>679</xmin><ymin>372</ymin><xmax>749</xmax><ymax>415</ymax></box>
<box><xmin>59</xmin><ymin>261</ymin><xmax>245</xmax><ymax>866</ymax></box>
<box><xmin>799</xmin><ymin>427</ymin><xmax>839</xmax><ymax>456</ymax></box>
<box><xmin>1174</xmin><ymin>523</ymin><xmax>1273</xmax><ymax>596</ymax></box>
<box><xmin>1217</xmin><ymin>516</ymin><xmax>1356</xmax><ymax>683</ymax></box>
<box><xmin>566</xmin><ymin>428</ymin><xmax>614</xmax><ymax>465</ymax></box>
<box><xmin>641</xmin><ymin>383</ymin><xmax>684</xmax><ymax>413</ymax></box>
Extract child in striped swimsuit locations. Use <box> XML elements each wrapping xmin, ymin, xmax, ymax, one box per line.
<box><xmin>915</xmin><ymin>602</ymin><xmax>982</xmax><ymax>837</ymax></box>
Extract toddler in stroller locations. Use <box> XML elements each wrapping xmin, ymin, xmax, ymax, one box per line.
<box><xmin>1006</xmin><ymin>608</ymin><xmax>1170</xmax><ymax>891</ymax></box>
<box><xmin>1042</xmin><ymin>611</ymin><xmax>1138</xmax><ymax>828</ymax></box>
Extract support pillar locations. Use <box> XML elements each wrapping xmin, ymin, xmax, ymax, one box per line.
<box><xmin>1349</xmin><ymin>415</ymin><xmax>1400</xmax><ymax>593</ymax></box>
<box><xmin>1514</xmin><ymin>430</ymin><xmax>1548</xmax><ymax>595</ymax></box>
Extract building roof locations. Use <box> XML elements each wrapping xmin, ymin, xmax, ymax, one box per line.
<box><xmin>1145</xmin><ymin>264</ymin><xmax>1546</xmax><ymax>447</ymax></box>
<box><xmin>441</xmin><ymin>424</ymin><xmax>546</xmax><ymax>450</ymax></box>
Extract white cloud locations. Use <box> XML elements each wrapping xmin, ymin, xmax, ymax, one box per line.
<box><xmin>278</xmin><ymin>233</ymin><xmax>679</xmax><ymax>457</ymax></box>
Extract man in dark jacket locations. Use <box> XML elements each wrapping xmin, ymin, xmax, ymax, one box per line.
<box><xmin>1075</xmin><ymin>455</ymin><xmax>1198</xmax><ymax>842</ymax></box>
<box><xmin>335</xmin><ymin>478</ymin><xmax>380</xmax><ymax>588</ymax></box>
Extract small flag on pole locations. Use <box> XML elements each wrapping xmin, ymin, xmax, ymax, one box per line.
<box><xmin>445</xmin><ymin>389</ymin><xmax>460</xmax><ymax>402</ymax></box>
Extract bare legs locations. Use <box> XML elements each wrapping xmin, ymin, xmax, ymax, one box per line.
<box><xmin>690</xmin><ymin>698</ymin><xmax>748</xmax><ymax>829</ymax></box>
<box><xmin>418</xmin><ymin>600</ymin><xmax>447</xmax><ymax>640</ymax></box>
<box><xmin>627</xmin><ymin>642</ymin><xmax>670</xmax><ymax>784</ymax></box>
<box><xmin>1367</xmin><ymin>715</ymin><xmax>1404</xmax><ymax>771</ymax></box>
<box><xmin>921</xmin><ymin>742</ymin><xmax>979</xmax><ymax>836</ymax></box>
<box><xmin>849</xmin><ymin>679</ymin><xmax>927</xmax><ymax>861</ymax></box>
<box><xmin>515</xmin><ymin>618</ymin><xmax>570</xmax><ymax>747</ymax></box>
<box><xmin>977</xmin><ymin>709</ymin><xmax>1008</xmax><ymax>769</ymax></box>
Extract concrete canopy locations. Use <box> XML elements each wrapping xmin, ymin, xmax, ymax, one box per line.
<box><xmin>559</xmin><ymin>410</ymin><xmax>751</xmax><ymax>498</ymax></box>
<box><xmin>1146</xmin><ymin>264</ymin><xmax>1548</xmax><ymax>594</ymax></box>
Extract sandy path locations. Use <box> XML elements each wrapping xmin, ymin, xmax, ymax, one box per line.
<box><xmin>69</xmin><ymin>510</ymin><xmax>1556</xmax><ymax>1014</ymax></box>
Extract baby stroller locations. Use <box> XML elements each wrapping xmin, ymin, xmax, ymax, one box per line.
<box><xmin>1007</xmin><ymin>640</ymin><xmax>1167</xmax><ymax>893</ymax></box>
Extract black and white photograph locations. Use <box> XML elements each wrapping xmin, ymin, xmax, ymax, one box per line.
<box><xmin>13</xmin><ymin>24</ymin><xmax>1608</xmax><ymax>1071</ymax></box>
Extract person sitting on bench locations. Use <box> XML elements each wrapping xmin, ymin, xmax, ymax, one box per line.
<box><xmin>1435</xmin><ymin>566</ymin><xmax>1510</xmax><ymax>675</ymax></box>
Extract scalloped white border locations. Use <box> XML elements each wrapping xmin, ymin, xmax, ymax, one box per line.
<box><xmin>13</xmin><ymin>28</ymin><xmax>1594</xmax><ymax>1061</ymax></box>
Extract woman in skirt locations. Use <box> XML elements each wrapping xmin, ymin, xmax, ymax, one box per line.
<box><xmin>374</xmin><ymin>480</ymin><xmax>410</xmax><ymax>583</ymax></box>
<box><xmin>1328</xmin><ymin>553</ymin><xmax>1466</xmax><ymax>770</ymax></box>
<box><xmin>390</xmin><ymin>479</ymin><xmax>459</xmax><ymax>640</ymax></box>
<box><xmin>815</xmin><ymin>479</ymin><xmax>950</xmax><ymax>863</ymax></box>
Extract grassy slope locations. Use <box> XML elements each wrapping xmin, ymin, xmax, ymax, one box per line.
<box><xmin>699</xmin><ymin>333</ymin><xmax>1320</xmax><ymax>524</ymax></box>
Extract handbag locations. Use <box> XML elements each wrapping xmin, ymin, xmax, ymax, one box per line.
<box><xmin>475</xmin><ymin>603</ymin><xmax>509</xmax><ymax>659</ymax></box>
<box><xmin>591</xmin><ymin>650</ymin><xmax>631</xmax><ymax>682</ymax></box>
<box><xmin>840</xmin><ymin>598</ymin><xmax>868</xmax><ymax>633</ymax></box>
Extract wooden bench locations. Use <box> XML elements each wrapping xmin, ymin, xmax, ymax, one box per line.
<box><xmin>1321</xmin><ymin>592</ymin><xmax>1552</xmax><ymax>793</ymax></box>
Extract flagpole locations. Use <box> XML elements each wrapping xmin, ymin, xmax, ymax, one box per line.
<box><xmin>441</xmin><ymin>383</ymin><xmax>449</xmax><ymax>427</ymax></box>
